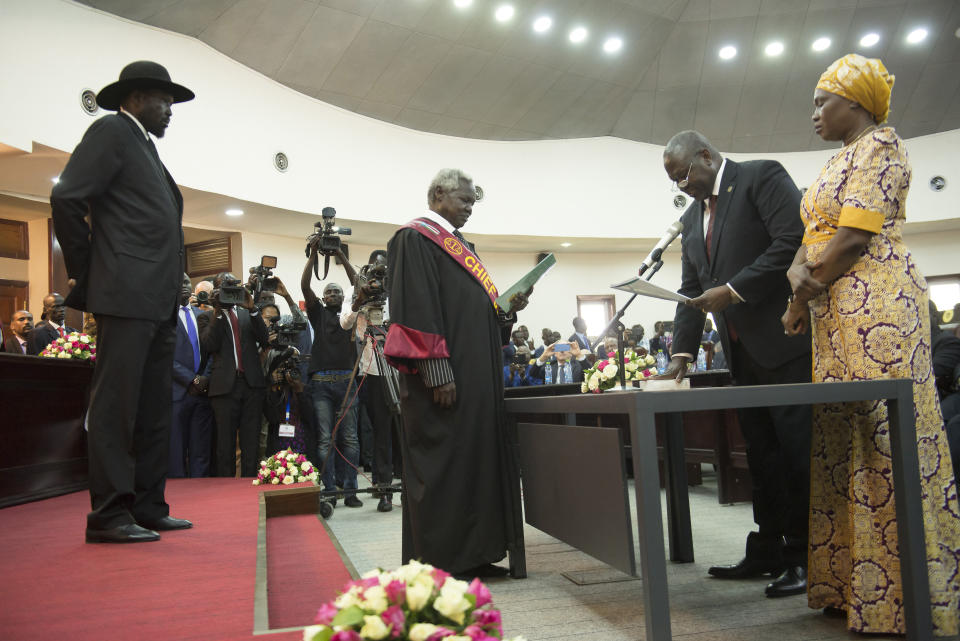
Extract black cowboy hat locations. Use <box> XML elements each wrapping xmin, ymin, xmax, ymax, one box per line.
<box><xmin>96</xmin><ymin>60</ymin><xmax>195</xmax><ymax>111</ymax></box>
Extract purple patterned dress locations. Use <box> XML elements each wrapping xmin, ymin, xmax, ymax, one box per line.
<box><xmin>802</xmin><ymin>128</ymin><xmax>960</xmax><ymax>634</ymax></box>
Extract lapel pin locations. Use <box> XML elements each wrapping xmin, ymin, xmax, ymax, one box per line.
<box><xmin>727</xmin><ymin>186</ymin><xmax>732</xmax><ymax>192</ymax></box>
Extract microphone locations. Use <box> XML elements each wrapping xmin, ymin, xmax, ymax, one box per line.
<box><xmin>638</xmin><ymin>220</ymin><xmax>683</xmax><ymax>277</ymax></box>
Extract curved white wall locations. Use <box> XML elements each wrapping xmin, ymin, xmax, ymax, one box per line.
<box><xmin>2</xmin><ymin>0</ymin><xmax>958</xmax><ymax>241</ymax></box>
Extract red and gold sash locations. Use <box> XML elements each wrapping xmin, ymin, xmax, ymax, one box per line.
<box><xmin>403</xmin><ymin>217</ymin><xmax>500</xmax><ymax>309</ymax></box>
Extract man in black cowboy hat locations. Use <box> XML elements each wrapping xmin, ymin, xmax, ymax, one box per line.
<box><xmin>51</xmin><ymin>60</ymin><xmax>195</xmax><ymax>544</ymax></box>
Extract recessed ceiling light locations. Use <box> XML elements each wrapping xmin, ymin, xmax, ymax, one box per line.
<box><xmin>718</xmin><ymin>45</ymin><xmax>737</xmax><ymax>60</ymax></box>
<box><xmin>955</xmin><ymin>27</ymin><xmax>960</xmax><ymax>39</ymax></box>
<box><xmin>811</xmin><ymin>37</ymin><xmax>831</xmax><ymax>51</ymax></box>
<box><xmin>560</xmin><ymin>242</ymin><xmax>572</xmax><ymax>248</ymax></box>
<box><xmin>603</xmin><ymin>37</ymin><xmax>623</xmax><ymax>54</ymax></box>
<box><xmin>453</xmin><ymin>0</ymin><xmax>472</xmax><ymax>9</ymax></box>
<box><xmin>906</xmin><ymin>28</ymin><xmax>928</xmax><ymax>44</ymax></box>
<box><xmin>764</xmin><ymin>41</ymin><xmax>784</xmax><ymax>56</ymax></box>
<box><xmin>51</xmin><ymin>176</ymin><xmax>60</xmax><ymax>184</ymax></box>
<box><xmin>533</xmin><ymin>16</ymin><xmax>552</xmax><ymax>33</ymax></box>
<box><xmin>569</xmin><ymin>26</ymin><xmax>588</xmax><ymax>44</ymax></box>
<box><xmin>494</xmin><ymin>4</ymin><xmax>514</xmax><ymax>22</ymax></box>
<box><xmin>860</xmin><ymin>32</ymin><xmax>880</xmax><ymax>47</ymax></box>
<box><xmin>225</xmin><ymin>208</ymin><xmax>244</xmax><ymax>217</ymax></box>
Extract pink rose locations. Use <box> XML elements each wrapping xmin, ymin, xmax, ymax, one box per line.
<box><xmin>598</xmin><ymin>360</ymin><xmax>609</xmax><ymax>369</ymax></box>
<box><xmin>270</xmin><ymin>470</ymin><xmax>276</xmax><ymax>478</ymax></box>
<box><xmin>464</xmin><ymin>625</ymin><xmax>496</xmax><ymax>641</ymax></box>
<box><xmin>330</xmin><ymin>631</ymin><xmax>361</xmax><ymax>641</ymax></box>
<box><xmin>474</xmin><ymin>609</ymin><xmax>502</xmax><ymax>636</ymax></box>
<box><xmin>298</xmin><ymin>455</ymin><xmax>306</xmax><ymax>463</ymax></box>
<box><xmin>426</xmin><ymin>629</ymin><xmax>455</xmax><ymax>641</ymax></box>
<box><xmin>466</xmin><ymin>578</ymin><xmax>491</xmax><ymax>608</ymax></box>
<box><xmin>351</xmin><ymin>576</ymin><xmax>379</xmax><ymax>590</ymax></box>
<box><xmin>385</xmin><ymin>579</ymin><xmax>406</xmax><ymax>604</ymax></box>
<box><xmin>314</xmin><ymin>602</ymin><xmax>338</xmax><ymax>625</ymax></box>
<box><xmin>431</xmin><ymin>568</ymin><xmax>451</xmax><ymax>588</ymax></box>
<box><xmin>380</xmin><ymin>604</ymin><xmax>405</xmax><ymax>637</ymax></box>
<box><xmin>623</xmin><ymin>355</ymin><xmax>631</xmax><ymax>363</ymax></box>
<box><xmin>607</xmin><ymin>351</ymin><xmax>615</xmax><ymax>358</ymax></box>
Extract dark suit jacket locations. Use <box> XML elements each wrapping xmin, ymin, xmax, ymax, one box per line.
<box><xmin>568</xmin><ymin>333</ymin><xmax>591</xmax><ymax>350</ymax></box>
<box><xmin>199</xmin><ymin>307</ymin><xmax>269</xmax><ymax>397</ymax></box>
<box><xmin>173</xmin><ymin>307</ymin><xmax>209</xmax><ymax>401</ymax></box>
<box><xmin>673</xmin><ymin>159</ymin><xmax>810</xmax><ymax>372</ymax></box>
<box><xmin>29</xmin><ymin>321</ymin><xmax>76</xmax><ymax>354</ymax></box>
<box><xmin>50</xmin><ymin>113</ymin><xmax>184</xmax><ymax>322</ymax></box>
<box><xmin>3</xmin><ymin>335</ymin><xmax>37</xmax><ymax>355</ymax></box>
<box><xmin>531</xmin><ymin>358</ymin><xmax>584</xmax><ymax>384</ymax></box>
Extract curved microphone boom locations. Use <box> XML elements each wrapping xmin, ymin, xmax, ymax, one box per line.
<box><xmin>637</xmin><ymin>220</ymin><xmax>683</xmax><ymax>277</ymax></box>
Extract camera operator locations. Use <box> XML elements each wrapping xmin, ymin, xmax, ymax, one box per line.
<box><xmin>259</xmin><ymin>279</ymin><xmax>315</xmax><ymax>460</ymax></box>
<box><xmin>302</xmin><ymin>239</ymin><xmax>363</xmax><ymax>509</ymax></box>
<box><xmin>340</xmin><ymin>249</ymin><xmax>398</xmax><ymax>513</ymax></box>
<box><xmin>199</xmin><ymin>271</ymin><xmax>270</xmax><ymax>477</ymax></box>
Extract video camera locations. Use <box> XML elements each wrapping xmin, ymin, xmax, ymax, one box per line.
<box><xmin>305</xmin><ymin>207</ymin><xmax>352</xmax><ymax>257</ymax></box>
<box><xmin>215</xmin><ymin>275</ymin><xmax>249</xmax><ymax>307</ymax></box>
<box><xmin>355</xmin><ymin>262</ymin><xmax>388</xmax><ymax>326</ymax></box>
<box><xmin>269</xmin><ymin>316</ymin><xmax>308</xmax><ymax>349</ymax></box>
<box><xmin>248</xmin><ymin>255</ymin><xmax>280</xmax><ymax>301</ymax></box>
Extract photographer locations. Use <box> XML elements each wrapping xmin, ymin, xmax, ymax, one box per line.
<box><xmin>199</xmin><ymin>271</ymin><xmax>270</xmax><ymax>477</ymax></box>
<box><xmin>532</xmin><ymin>340</ymin><xmax>585</xmax><ymax>384</ymax></box>
<box><xmin>260</xmin><ymin>279</ymin><xmax>314</xmax><ymax>460</ymax></box>
<box><xmin>340</xmin><ymin>249</ymin><xmax>398</xmax><ymax>513</ymax></box>
<box><xmin>302</xmin><ymin>240</ymin><xmax>363</xmax><ymax>509</ymax></box>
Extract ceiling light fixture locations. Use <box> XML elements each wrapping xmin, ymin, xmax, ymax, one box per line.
<box><xmin>860</xmin><ymin>32</ymin><xmax>880</xmax><ymax>47</ymax></box>
<box><xmin>453</xmin><ymin>0</ymin><xmax>472</xmax><ymax>9</ymax></box>
<box><xmin>764</xmin><ymin>41</ymin><xmax>784</xmax><ymax>56</ymax></box>
<box><xmin>718</xmin><ymin>45</ymin><xmax>737</xmax><ymax>60</ymax></box>
<box><xmin>569</xmin><ymin>26</ymin><xmax>588</xmax><ymax>44</ymax></box>
<box><xmin>906</xmin><ymin>28</ymin><xmax>928</xmax><ymax>44</ymax></box>
<box><xmin>533</xmin><ymin>16</ymin><xmax>552</xmax><ymax>33</ymax></box>
<box><xmin>560</xmin><ymin>242</ymin><xmax>572</xmax><ymax>248</ymax></box>
<box><xmin>494</xmin><ymin>4</ymin><xmax>514</xmax><ymax>22</ymax></box>
<box><xmin>811</xmin><ymin>37</ymin><xmax>831</xmax><ymax>51</ymax></box>
<box><xmin>225</xmin><ymin>208</ymin><xmax>244</xmax><ymax>217</ymax></box>
<box><xmin>51</xmin><ymin>176</ymin><xmax>60</xmax><ymax>184</ymax></box>
<box><xmin>603</xmin><ymin>37</ymin><xmax>623</xmax><ymax>54</ymax></box>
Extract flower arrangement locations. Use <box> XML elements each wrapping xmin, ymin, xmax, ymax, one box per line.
<box><xmin>303</xmin><ymin>560</ymin><xmax>527</xmax><ymax>641</ymax></box>
<box><xmin>581</xmin><ymin>348</ymin><xmax>656</xmax><ymax>393</ymax></box>
<box><xmin>39</xmin><ymin>331</ymin><xmax>96</xmax><ymax>362</ymax></box>
<box><xmin>252</xmin><ymin>448</ymin><xmax>318</xmax><ymax>486</ymax></box>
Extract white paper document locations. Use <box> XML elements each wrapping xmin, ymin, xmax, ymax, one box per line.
<box><xmin>611</xmin><ymin>276</ymin><xmax>690</xmax><ymax>304</ymax></box>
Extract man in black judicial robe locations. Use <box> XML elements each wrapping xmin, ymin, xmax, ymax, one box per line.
<box><xmin>384</xmin><ymin>169</ymin><xmax>528</xmax><ymax>579</ymax></box>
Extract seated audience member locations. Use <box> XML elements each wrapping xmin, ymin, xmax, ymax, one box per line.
<box><xmin>569</xmin><ymin>317</ymin><xmax>590</xmax><ymax>350</ymax></box>
<box><xmin>532</xmin><ymin>327</ymin><xmax>554</xmax><ymax>359</ymax></box>
<box><xmin>648</xmin><ymin>321</ymin><xmax>668</xmax><ymax>356</ymax></box>
<box><xmin>595</xmin><ymin>334</ymin><xmax>619</xmax><ymax>359</ymax></box>
<box><xmin>4</xmin><ymin>310</ymin><xmax>37</xmax><ymax>355</ymax></box>
<box><xmin>630</xmin><ymin>324</ymin><xmax>649</xmax><ymax>353</ymax></box>
<box><xmin>170</xmin><ymin>273</ymin><xmax>213</xmax><ymax>478</ymax></box>
<box><xmin>30</xmin><ymin>292</ymin><xmax>76</xmax><ymax>353</ymax></box>
<box><xmin>503</xmin><ymin>353</ymin><xmax>534</xmax><ymax>387</ymax></box>
<box><xmin>532</xmin><ymin>341</ymin><xmax>585</xmax><ymax>384</ymax></box>
<box><xmin>701</xmin><ymin>318</ymin><xmax>719</xmax><ymax>368</ymax></box>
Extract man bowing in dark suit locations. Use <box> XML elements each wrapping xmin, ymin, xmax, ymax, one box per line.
<box><xmin>661</xmin><ymin>130</ymin><xmax>812</xmax><ymax>598</ymax></box>
<box><xmin>51</xmin><ymin>60</ymin><xmax>195</xmax><ymax>543</ymax></box>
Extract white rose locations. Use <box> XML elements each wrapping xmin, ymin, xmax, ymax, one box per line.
<box><xmin>335</xmin><ymin>586</ymin><xmax>363</xmax><ymax>609</ymax></box>
<box><xmin>282</xmin><ymin>475</ymin><xmax>294</xmax><ymax>485</ymax></box>
<box><xmin>252</xmin><ymin>479</ymin><xmax>260</xmax><ymax>485</ymax></box>
<box><xmin>260</xmin><ymin>460</ymin><xmax>267</xmax><ymax>467</ymax></box>
<box><xmin>271</xmin><ymin>477</ymin><xmax>280</xmax><ymax>485</ymax></box>
<box><xmin>408</xmin><ymin>624</ymin><xmax>439</xmax><ymax>641</ymax></box>
<box><xmin>362</xmin><ymin>585</ymin><xmax>388</xmax><ymax>613</ymax></box>
<box><xmin>645</xmin><ymin>355</ymin><xmax>655</xmax><ymax>366</ymax></box>
<box><xmin>405</xmin><ymin>582</ymin><xmax>431</xmax><ymax>611</ymax></box>
<box><xmin>301</xmin><ymin>462</ymin><xmax>312</xmax><ymax>472</ymax></box>
<box><xmin>302</xmin><ymin>624</ymin><xmax>328</xmax><ymax>641</ymax></box>
<box><xmin>587</xmin><ymin>375</ymin><xmax>600</xmax><ymax>391</ymax></box>
<box><xmin>602</xmin><ymin>364</ymin><xmax>618</xmax><ymax>379</ymax></box>
<box><xmin>625</xmin><ymin>362</ymin><xmax>638</xmax><ymax>372</ymax></box>
<box><xmin>433</xmin><ymin>589</ymin><xmax>470</xmax><ymax>625</ymax></box>
<box><xmin>286</xmin><ymin>453</ymin><xmax>296</xmax><ymax>461</ymax></box>
<box><xmin>580</xmin><ymin>382</ymin><xmax>588</xmax><ymax>393</ymax></box>
<box><xmin>79</xmin><ymin>335</ymin><xmax>90</xmax><ymax>344</ymax></box>
<box><xmin>58</xmin><ymin>351</ymin><xmax>71</xmax><ymax>359</ymax></box>
<box><xmin>360</xmin><ymin>615</ymin><xmax>390</xmax><ymax>640</ymax></box>
<box><xmin>397</xmin><ymin>560</ymin><xmax>426</xmax><ymax>583</ymax></box>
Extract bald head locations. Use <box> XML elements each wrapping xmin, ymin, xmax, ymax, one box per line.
<box><xmin>663</xmin><ymin>130</ymin><xmax>723</xmax><ymax>203</ymax></box>
<box><xmin>663</xmin><ymin>130</ymin><xmax>719</xmax><ymax>163</ymax></box>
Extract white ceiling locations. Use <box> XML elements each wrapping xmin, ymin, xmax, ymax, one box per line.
<box><xmin>76</xmin><ymin>0</ymin><xmax>960</xmax><ymax>152</ymax></box>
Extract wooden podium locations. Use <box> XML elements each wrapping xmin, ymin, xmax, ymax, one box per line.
<box><xmin>0</xmin><ymin>353</ymin><xmax>92</xmax><ymax>507</ymax></box>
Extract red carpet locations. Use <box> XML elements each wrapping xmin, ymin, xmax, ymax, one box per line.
<box><xmin>0</xmin><ymin>479</ymin><xmax>351</xmax><ymax>641</ymax></box>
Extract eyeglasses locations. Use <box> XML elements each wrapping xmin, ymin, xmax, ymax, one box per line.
<box><xmin>675</xmin><ymin>162</ymin><xmax>694</xmax><ymax>190</ymax></box>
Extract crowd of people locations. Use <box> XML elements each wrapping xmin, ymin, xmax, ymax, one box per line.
<box><xmin>3</xmin><ymin>50</ymin><xmax>960</xmax><ymax>634</ymax></box>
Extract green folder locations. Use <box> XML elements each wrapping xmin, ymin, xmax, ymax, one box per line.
<box><xmin>496</xmin><ymin>253</ymin><xmax>557</xmax><ymax>313</ymax></box>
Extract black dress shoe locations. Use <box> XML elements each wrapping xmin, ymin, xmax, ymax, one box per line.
<box><xmin>765</xmin><ymin>566</ymin><xmax>807</xmax><ymax>598</ymax></box>
<box><xmin>708</xmin><ymin>557</ymin><xmax>782</xmax><ymax>579</ymax></box>
<box><xmin>86</xmin><ymin>523</ymin><xmax>160</xmax><ymax>544</ymax></box>
<box><xmin>823</xmin><ymin>606</ymin><xmax>846</xmax><ymax>618</ymax></box>
<box><xmin>453</xmin><ymin>563</ymin><xmax>510</xmax><ymax>580</ymax></box>
<box><xmin>344</xmin><ymin>495</ymin><xmax>363</xmax><ymax>508</ymax></box>
<box><xmin>139</xmin><ymin>516</ymin><xmax>192</xmax><ymax>531</ymax></box>
<box><xmin>377</xmin><ymin>496</ymin><xmax>393</xmax><ymax>512</ymax></box>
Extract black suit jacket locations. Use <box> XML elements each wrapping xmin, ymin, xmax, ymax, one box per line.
<box><xmin>531</xmin><ymin>358</ymin><xmax>584</xmax><ymax>384</ymax></box>
<box><xmin>568</xmin><ymin>333</ymin><xmax>591</xmax><ymax>351</ymax></box>
<box><xmin>3</xmin><ymin>335</ymin><xmax>37</xmax><ymax>355</ymax></box>
<box><xmin>199</xmin><ymin>308</ymin><xmax>269</xmax><ymax>397</ymax></box>
<box><xmin>50</xmin><ymin>113</ymin><xmax>184</xmax><ymax>322</ymax></box>
<box><xmin>673</xmin><ymin>159</ymin><xmax>810</xmax><ymax>371</ymax></box>
<box><xmin>29</xmin><ymin>321</ymin><xmax>76</xmax><ymax>354</ymax></box>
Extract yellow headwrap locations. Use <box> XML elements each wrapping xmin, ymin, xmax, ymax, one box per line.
<box><xmin>816</xmin><ymin>54</ymin><xmax>895</xmax><ymax>124</ymax></box>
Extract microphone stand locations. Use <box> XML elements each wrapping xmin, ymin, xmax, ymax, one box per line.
<box><xmin>590</xmin><ymin>259</ymin><xmax>665</xmax><ymax>389</ymax></box>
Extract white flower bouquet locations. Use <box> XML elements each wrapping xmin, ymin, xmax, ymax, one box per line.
<box><xmin>252</xmin><ymin>448</ymin><xmax>319</xmax><ymax>486</ymax></box>
<box><xmin>39</xmin><ymin>331</ymin><xmax>96</xmax><ymax>362</ymax></box>
<box><xmin>581</xmin><ymin>348</ymin><xmax>656</xmax><ymax>393</ymax></box>
<box><xmin>303</xmin><ymin>560</ymin><xmax>527</xmax><ymax>641</ymax></box>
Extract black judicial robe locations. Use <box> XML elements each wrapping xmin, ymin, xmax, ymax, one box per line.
<box><xmin>385</xmin><ymin>226</ymin><xmax>515</xmax><ymax>574</ymax></box>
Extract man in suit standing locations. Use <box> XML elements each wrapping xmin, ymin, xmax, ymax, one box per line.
<box><xmin>4</xmin><ymin>310</ymin><xmax>37</xmax><ymax>355</ymax></box>
<box><xmin>568</xmin><ymin>317</ymin><xmax>590</xmax><ymax>351</ymax></box>
<box><xmin>661</xmin><ymin>130</ymin><xmax>812</xmax><ymax>597</ymax></box>
<box><xmin>200</xmin><ymin>272</ymin><xmax>269</xmax><ymax>478</ymax></box>
<box><xmin>50</xmin><ymin>60</ymin><xmax>195</xmax><ymax>543</ymax></box>
<box><xmin>30</xmin><ymin>293</ymin><xmax>75</xmax><ymax>353</ymax></box>
<box><xmin>170</xmin><ymin>274</ymin><xmax>213</xmax><ymax>478</ymax></box>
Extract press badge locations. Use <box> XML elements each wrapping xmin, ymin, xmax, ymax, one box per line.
<box><xmin>278</xmin><ymin>423</ymin><xmax>296</xmax><ymax>438</ymax></box>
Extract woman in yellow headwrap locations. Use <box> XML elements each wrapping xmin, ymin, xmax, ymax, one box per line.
<box><xmin>783</xmin><ymin>54</ymin><xmax>960</xmax><ymax>635</ymax></box>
